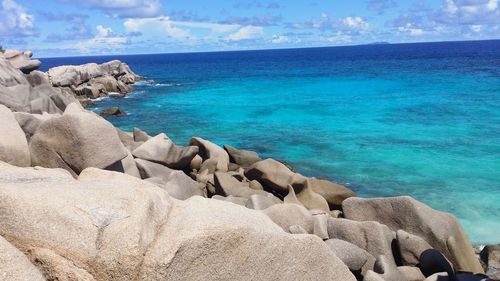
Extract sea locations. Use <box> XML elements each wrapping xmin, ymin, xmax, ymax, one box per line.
<box><xmin>40</xmin><ymin>40</ymin><xmax>500</xmax><ymax>244</ymax></box>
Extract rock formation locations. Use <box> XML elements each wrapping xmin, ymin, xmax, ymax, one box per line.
<box><xmin>0</xmin><ymin>50</ymin><xmax>496</xmax><ymax>281</ymax></box>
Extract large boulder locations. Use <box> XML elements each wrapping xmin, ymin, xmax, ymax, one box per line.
<box><xmin>0</xmin><ymin>163</ymin><xmax>356</xmax><ymax>281</ymax></box>
<box><xmin>14</xmin><ymin>111</ymin><xmax>59</xmax><ymax>141</ymax></box>
<box><xmin>0</xmin><ymin>56</ymin><xmax>30</xmax><ymax>86</ymax></box>
<box><xmin>138</xmin><ymin>196</ymin><xmax>356</xmax><ymax>281</ymax></box>
<box><xmin>2</xmin><ymin>49</ymin><xmax>41</xmax><ymax>74</ymax></box>
<box><xmin>327</xmin><ymin>218</ymin><xmax>397</xmax><ymax>263</ymax></box>
<box><xmin>342</xmin><ymin>196</ymin><xmax>483</xmax><ymax>274</ymax></box>
<box><xmin>263</xmin><ymin>203</ymin><xmax>314</xmax><ymax>234</ymax></box>
<box><xmin>29</xmin><ymin>103</ymin><xmax>128</xmax><ymax>176</ymax></box>
<box><xmin>245</xmin><ymin>158</ymin><xmax>305</xmax><ymax>197</ymax></box>
<box><xmin>397</xmin><ymin>229</ymin><xmax>433</xmax><ymax>266</ymax></box>
<box><xmin>308</xmin><ymin>178</ymin><xmax>356</xmax><ymax>209</ymax></box>
<box><xmin>135</xmin><ymin>158</ymin><xmax>206</xmax><ymax>200</ymax></box>
<box><xmin>133</xmin><ymin>133</ymin><xmax>198</xmax><ymax>170</ymax></box>
<box><xmin>48</xmin><ymin>63</ymin><xmax>103</xmax><ymax>87</ymax></box>
<box><xmin>294</xmin><ymin>179</ymin><xmax>330</xmax><ymax>212</ymax></box>
<box><xmin>325</xmin><ymin>238</ymin><xmax>375</xmax><ymax>274</ymax></box>
<box><xmin>0</xmin><ymin>235</ymin><xmax>45</xmax><ymax>281</ymax></box>
<box><xmin>214</xmin><ymin>171</ymin><xmax>270</xmax><ymax>198</ymax></box>
<box><xmin>189</xmin><ymin>137</ymin><xmax>230</xmax><ymax>172</ymax></box>
<box><xmin>223</xmin><ymin>144</ymin><xmax>261</xmax><ymax>167</ymax></box>
<box><xmin>0</xmin><ymin>164</ymin><xmax>172</xmax><ymax>281</ymax></box>
<box><xmin>0</xmin><ymin>105</ymin><xmax>30</xmax><ymax>166</ymax></box>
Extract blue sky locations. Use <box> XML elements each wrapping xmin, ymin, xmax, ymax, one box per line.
<box><xmin>0</xmin><ymin>0</ymin><xmax>499</xmax><ymax>57</ymax></box>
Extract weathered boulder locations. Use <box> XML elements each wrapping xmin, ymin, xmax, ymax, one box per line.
<box><xmin>116</xmin><ymin>128</ymin><xmax>143</xmax><ymax>151</ymax></box>
<box><xmin>214</xmin><ymin>171</ymin><xmax>268</xmax><ymax>198</ymax></box>
<box><xmin>245</xmin><ymin>158</ymin><xmax>306</xmax><ymax>197</ymax></box>
<box><xmin>294</xmin><ymin>179</ymin><xmax>330</xmax><ymax>212</ymax></box>
<box><xmin>223</xmin><ymin>144</ymin><xmax>261</xmax><ymax>167</ymax></box>
<box><xmin>0</xmin><ymin>56</ymin><xmax>30</xmax><ymax>86</ymax></box>
<box><xmin>138</xmin><ymin>196</ymin><xmax>356</xmax><ymax>281</ymax></box>
<box><xmin>29</xmin><ymin>103</ymin><xmax>128</xmax><ymax>176</ymax></box>
<box><xmin>365</xmin><ymin>255</ymin><xmax>409</xmax><ymax>281</ymax></box>
<box><xmin>189</xmin><ymin>137</ymin><xmax>230</xmax><ymax>172</ymax></box>
<box><xmin>325</xmin><ymin>238</ymin><xmax>375</xmax><ymax>273</ymax></box>
<box><xmin>133</xmin><ymin>133</ymin><xmax>198</xmax><ymax>170</ymax></box>
<box><xmin>0</xmin><ymin>235</ymin><xmax>45</xmax><ymax>281</ymax></box>
<box><xmin>397</xmin><ymin>229</ymin><xmax>433</xmax><ymax>266</ymax></box>
<box><xmin>14</xmin><ymin>111</ymin><xmax>58</xmax><ymax>141</ymax></box>
<box><xmin>245</xmin><ymin>194</ymin><xmax>279</xmax><ymax>210</ymax></box>
<box><xmin>48</xmin><ymin>63</ymin><xmax>103</xmax><ymax>87</ymax></box>
<box><xmin>327</xmin><ymin>218</ymin><xmax>397</xmax><ymax>263</ymax></box>
<box><xmin>308</xmin><ymin>178</ymin><xmax>356</xmax><ymax>209</ymax></box>
<box><xmin>342</xmin><ymin>196</ymin><xmax>483</xmax><ymax>274</ymax></box>
<box><xmin>263</xmin><ymin>203</ymin><xmax>314</xmax><ymax>234</ymax></box>
<box><xmin>0</xmin><ymin>105</ymin><xmax>30</xmax><ymax>166</ymax></box>
<box><xmin>0</xmin><ymin>164</ymin><xmax>172</xmax><ymax>281</ymax></box>
<box><xmin>135</xmin><ymin>158</ymin><xmax>206</xmax><ymax>200</ymax></box>
<box><xmin>480</xmin><ymin>245</ymin><xmax>500</xmax><ymax>280</ymax></box>
<box><xmin>133</xmin><ymin>127</ymin><xmax>150</xmax><ymax>142</ymax></box>
<box><xmin>398</xmin><ymin>266</ymin><xmax>426</xmax><ymax>281</ymax></box>
<box><xmin>2</xmin><ymin>49</ymin><xmax>41</xmax><ymax>74</ymax></box>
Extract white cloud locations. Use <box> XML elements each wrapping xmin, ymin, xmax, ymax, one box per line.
<box><xmin>124</xmin><ymin>16</ymin><xmax>240</xmax><ymax>41</ymax></box>
<box><xmin>96</xmin><ymin>25</ymin><xmax>113</xmax><ymax>37</ymax></box>
<box><xmin>227</xmin><ymin>26</ymin><xmax>263</xmax><ymax>41</ymax></box>
<box><xmin>61</xmin><ymin>0</ymin><xmax>162</xmax><ymax>18</ymax></box>
<box><xmin>398</xmin><ymin>23</ymin><xmax>426</xmax><ymax>36</ymax></box>
<box><xmin>326</xmin><ymin>31</ymin><xmax>352</xmax><ymax>43</ymax></box>
<box><xmin>0</xmin><ymin>0</ymin><xmax>35</xmax><ymax>37</ymax></box>
<box><xmin>342</xmin><ymin>17</ymin><xmax>368</xmax><ymax>30</ymax></box>
<box><xmin>271</xmin><ymin>34</ymin><xmax>289</xmax><ymax>44</ymax></box>
<box><xmin>469</xmin><ymin>24</ymin><xmax>482</xmax><ymax>32</ymax></box>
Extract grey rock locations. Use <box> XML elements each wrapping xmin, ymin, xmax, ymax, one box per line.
<box><xmin>397</xmin><ymin>229</ymin><xmax>433</xmax><ymax>266</ymax></box>
<box><xmin>133</xmin><ymin>127</ymin><xmax>150</xmax><ymax>142</ymax></box>
<box><xmin>0</xmin><ymin>105</ymin><xmax>30</xmax><ymax>166</ymax></box>
<box><xmin>223</xmin><ymin>144</ymin><xmax>261</xmax><ymax>167</ymax></box>
<box><xmin>480</xmin><ymin>244</ymin><xmax>500</xmax><ymax>280</ymax></box>
<box><xmin>325</xmin><ymin>238</ymin><xmax>375</xmax><ymax>273</ymax></box>
<box><xmin>29</xmin><ymin>103</ymin><xmax>128</xmax><ymax>176</ymax></box>
<box><xmin>189</xmin><ymin>137</ymin><xmax>230</xmax><ymax>172</ymax></box>
<box><xmin>398</xmin><ymin>266</ymin><xmax>426</xmax><ymax>281</ymax></box>
<box><xmin>309</xmin><ymin>178</ymin><xmax>356</xmax><ymax>209</ymax></box>
<box><xmin>245</xmin><ymin>194</ymin><xmax>279</xmax><ymax>210</ymax></box>
<box><xmin>133</xmin><ymin>133</ymin><xmax>198</xmax><ymax>170</ymax></box>
<box><xmin>343</xmin><ymin>196</ymin><xmax>483</xmax><ymax>274</ymax></box>
<box><xmin>262</xmin><ymin>203</ymin><xmax>314</xmax><ymax>234</ymax></box>
<box><xmin>0</xmin><ymin>235</ymin><xmax>45</xmax><ymax>281</ymax></box>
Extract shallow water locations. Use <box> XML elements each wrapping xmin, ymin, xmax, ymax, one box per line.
<box><xmin>41</xmin><ymin>40</ymin><xmax>500</xmax><ymax>244</ymax></box>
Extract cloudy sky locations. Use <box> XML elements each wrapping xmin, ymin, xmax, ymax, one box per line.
<box><xmin>0</xmin><ymin>0</ymin><xmax>499</xmax><ymax>57</ymax></box>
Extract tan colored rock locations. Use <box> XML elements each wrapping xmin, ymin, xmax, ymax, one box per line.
<box><xmin>29</xmin><ymin>103</ymin><xmax>128</xmax><ymax>176</ymax></box>
<box><xmin>295</xmin><ymin>179</ymin><xmax>330</xmax><ymax>212</ymax></box>
<box><xmin>342</xmin><ymin>196</ymin><xmax>483</xmax><ymax>274</ymax></box>
<box><xmin>135</xmin><ymin>158</ymin><xmax>206</xmax><ymax>200</ymax></box>
<box><xmin>223</xmin><ymin>144</ymin><xmax>261</xmax><ymax>167</ymax></box>
<box><xmin>0</xmin><ymin>104</ymin><xmax>30</xmax><ymax>166</ymax></box>
<box><xmin>14</xmin><ymin>111</ymin><xmax>58</xmax><ymax>141</ymax></box>
<box><xmin>263</xmin><ymin>203</ymin><xmax>314</xmax><ymax>234</ymax></box>
<box><xmin>214</xmin><ymin>171</ymin><xmax>267</xmax><ymax>198</ymax></box>
<box><xmin>397</xmin><ymin>229</ymin><xmax>433</xmax><ymax>266</ymax></box>
<box><xmin>245</xmin><ymin>194</ymin><xmax>279</xmax><ymax>210</ymax></box>
<box><xmin>133</xmin><ymin>127</ymin><xmax>150</xmax><ymax>142</ymax></box>
<box><xmin>309</xmin><ymin>178</ymin><xmax>356</xmax><ymax>209</ymax></box>
<box><xmin>133</xmin><ymin>133</ymin><xmax>198</xmax><ymax>169</ymax></box>
<box><xmin>398</xmin><ymin>266</ymin><xmax>426</xmax><ymax>281</ymax></box>
<box><xmin>245</xmin><ymin>158</ymin><xmax>305</xmax><ymax>196</ymax></box>
<box><xmin>0</xmin><ymin>165</ymin><xmax>172</xmax><ymax>281</ymax></box>
<box><xmin>138</xmin><ymin>196</ymin><xmax>356</xmax><ymax>281</ymax></box>
<box><xmin>0</xmin><ymin>235</ymin><xmax>45</xmax><ymax>281</ymax></box>
<box><xmin>327</xmin><ymin>218</ymin><xmax>396</xmax><ymax>263</ymax></box>
<box><xmin>325</xmin><ymin>238</ymin><xmax>375</xmax><ymax>273</ymax></box>
<box><xmin>189</xmin><ymin>137</ymin><xmax>230</xmax><ymax>172</ymax></box>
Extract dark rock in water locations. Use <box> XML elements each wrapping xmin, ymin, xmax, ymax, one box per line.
<box><xmin>100</xmin><ymin>107</ymin><xmax>126</xmax><ymax>117</ymax></box>
<box><xmin>419</xmin><ymin>249</ymin><xmax>455</xmax><ymax>278</ymax></box>
<box><xmin>79</xmin><ymin>99</ymin><xmax>96</xmax><ymax>107</ymax></box>
<box><xmin>480</xmin><ymin>245</ymin><xmax>500</xmax><ymax>280</ymax></box>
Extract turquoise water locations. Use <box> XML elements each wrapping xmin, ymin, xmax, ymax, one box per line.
<box><xmin>41</xmin><ymin>40</ymin><xmax>500</xmax><ymax>244</ymax></box>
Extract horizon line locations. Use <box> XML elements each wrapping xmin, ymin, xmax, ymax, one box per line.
<box><xmin>36</xmin><ymin>38</ymin><xmax>500</xmax><ymax>59</ymax></box>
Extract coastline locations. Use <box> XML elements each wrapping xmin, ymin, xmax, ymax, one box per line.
<box><xmin>0</xmin><ymin>49</ymin><xmax>498</xmax><ymax>280</ymax></box>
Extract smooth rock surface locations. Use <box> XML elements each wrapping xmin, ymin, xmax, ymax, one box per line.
<box><xmin>0</xmin><ymin>235</ymin><xmax>45</xmax><ymax>281</ymax></box>
<box><xmin>343</xmin><ymin>196</ymin><xmax>483</xmax><ymax>274</ymax></box>
<box><xmin>29</xmin><ymin>103</ymin><xmax>128</xmax><ymax>176</ymax></box>
<box><xmin>308</xmin><ymin>178</ymin><xmax>356</xmax><ymax>209</ymax></box>
<box><xmin>189</xmin><ymin>137</ymin><xmax>230</xmax><ymax>172</ymax></box>
<box><xmin>223</xmin><ymin>144</ymin><xmax>261</xmax><ymax>167</ymax></box>
<box><xmin>263</xmin><ymin>203</ymin><xmax>314</xmax><ymax>234</ymax></box>
<box><xmin>0</xmin><ymin>105</ymin><xmax>31</xmax><ymax>166</ymax></box>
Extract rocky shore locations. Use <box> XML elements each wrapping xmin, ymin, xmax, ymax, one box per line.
<box><xmin>0</xmin><ymin>50</ymin><xmax>498</xmax><ymax>281</ymax></box>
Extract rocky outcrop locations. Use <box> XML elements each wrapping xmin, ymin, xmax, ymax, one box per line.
<box><xmin>1</xmin><ymin>49</ymin><xmax>41</xmax><ymax>74</ymax></box>
<box><xmin>47</xmin><ymin>60</ymin><xmax>140</xmax><ymax>102</ymax></box>
<box><xmin>342</xmin><ymin>196</ymin><xmax>484</xmax><ymax>274</ymax></box>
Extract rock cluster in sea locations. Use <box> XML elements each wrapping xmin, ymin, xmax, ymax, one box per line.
<box><xmin>0</xmin><ymin>50</ymin><xmax>498</xmax><ymax>281</ymax></box>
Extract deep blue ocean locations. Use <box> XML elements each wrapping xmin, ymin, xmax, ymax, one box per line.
<box><xmin>40</xmin><ymin>40</ymin><xmax>500</xmax><ymax>244</ymax></box>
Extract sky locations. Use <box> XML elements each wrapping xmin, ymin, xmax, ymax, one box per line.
<box><xmin>0</xmin><ymin>0</ymin><xmax>499</xmax><ymax>57</ymax></box>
